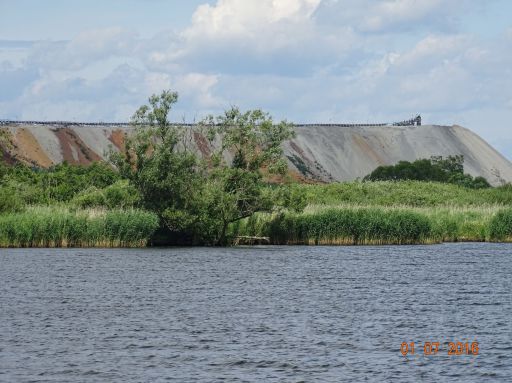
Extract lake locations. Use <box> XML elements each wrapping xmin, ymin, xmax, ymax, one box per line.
<box><xmin>1</xmin><ymin>243</ymin><xmax>511</xmax><ymax>382</ymax></box>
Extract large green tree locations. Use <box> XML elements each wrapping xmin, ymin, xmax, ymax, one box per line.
<box><xmin>111</xmin><ymin>90</ymin><xmax>298</xmax><ymax>245</ymax></box>
<box><xmin>200</xmin><ymin>107</ymin><xmax>296</xmax><ymax>243</ymax></box>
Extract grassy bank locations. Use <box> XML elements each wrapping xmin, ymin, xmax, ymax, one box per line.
<box><xmin>0</xmin><ymin>207</ymin><xmax>159</xmax><ymax>248</ymax></box>
<box><xmin>299</xmin><ymin>181</ymin><xmax>512</xmax><ymax>207</ymax></box>
<box><xmin>2</xmin><ymin>181</ymin><xmax>512</xmax><ymax>247</ymax></box>
<box><xmin>261</xmin><ymin>208</ymin><xmax>433</xmax><ymax>245</ymax></box>
<box><xmin>229</xmin><ymin>181</ymin><xmax>512</xmax><ymax>245</ymax></box>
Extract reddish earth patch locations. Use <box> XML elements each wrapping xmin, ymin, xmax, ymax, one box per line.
<box><xmin>193</xmin><ymin>132</ymin><xmax>211</xmax><ymax>157</ymax></box>
<box><xmin>108</xmin><ymin>129</ymin><xmax>126</xmax><ymax>151</ymax></box>
<box><xmin>13</xmin><ymin>128</ymin><xmax>54</xmax><ymax>168</ymax></box>
<box><xmin>54</xmin><ymin>128</ymin><xmax>102</xmax><ymax>165</ymax></box>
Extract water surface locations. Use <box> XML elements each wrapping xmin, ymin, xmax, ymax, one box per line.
<box><xmin>1</xmin><ymin>243</ymin><xmax>511</xmax><ymax>382</ymax></box>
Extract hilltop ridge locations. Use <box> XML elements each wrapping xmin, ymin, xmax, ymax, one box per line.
<box><xmin>1</xmin><ymin>122</ymin><xmax>511</xmax><ymax>186</ymax></box>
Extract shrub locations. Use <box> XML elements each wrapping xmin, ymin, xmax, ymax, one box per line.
<box><xmin>0</xmin><ymin>187</ymin><xmax>24</xmax><ymax>213</ymax></box>
<box><xmin>489</xmin><ymin>209</ymin><xmax>512</xmax><ymax>241</ymax></box>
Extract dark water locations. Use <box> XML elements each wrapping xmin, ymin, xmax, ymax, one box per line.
<box><xmin>1</xmin><ymin>243</ymin><xmax>511</xmax><ymax>382</ymax></box>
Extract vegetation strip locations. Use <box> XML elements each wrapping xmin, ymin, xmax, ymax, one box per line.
<box><xmin>2</xmin><ymin>89</ymin><xmax>512</xmax><ymax>247</ymax></box>
<box><xmin>0</xmin><ymin>207</ymin><xmax>158</xmax><ymax>248</ymax></box>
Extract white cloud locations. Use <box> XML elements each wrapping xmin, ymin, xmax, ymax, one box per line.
<box><xmin>0</xmin><ymin>0</ymin><xmax>511</xmax><ymax>158</ymax></box>
<box><xmin>314</xmin><ymin>0</ymin><xmax>468</xmax><ymax>33</ymax></box>
<box><xmin>186</xmin><ymin>0</ymin><xmax>321</xmax><ymax>41</ymax></box>
<box><xmin>166</xmin><ymin>0</ymin><xmax>358</xmax><ymax>75</ymax></box>
<box><xmin>28</xmin><ymin>27</ymin><xmax>139</xmax><ymax>71</ymax></box>
<box><xmin>361</xmin><ymin>0</ymin><xmax>447</xmax><ymax>32</ymax></box>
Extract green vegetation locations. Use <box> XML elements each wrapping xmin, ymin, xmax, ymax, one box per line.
<box><xmin>1</xmin><ymin>90</ymin><xmax>512</xmax><ymax>248</ymax></box>
<box><xmin>0</xmin><ymin>207</ymin><xmax>158</xmax><ymax>248</ymax></box>
<box><xmin>229</xmin><ymin>205</ymin><xmax>499</xmax><ymax>245</ymax></box>
<box><xmin>489</xmin><ymin>209</ymin><xmax>512</xmax><ymax>242</ymax></box>
<box><xmin>251</xmin><ymin>208</ymin><xmax>432</xmax><ymax>245</ymax></box>
<box><xmin>364</xmin><ymin>155</ymin><xmax>491</xmax><ymax>189</ymax></box>
<box><xmin>111</xmin><ymin>90</ymin><xmax>296</xmax><ymax>245</ymax></box>
<box><xmin>1</xmin><ymin>90</ymin><xmax>299</xmax><ymax>247</ymax></box>
<box><xmin>0</xmin><ymin>162</ymin><xmax>121</xmax><ymax>211</ymax></box>
<box><xmin>298</xmin><ymin>181</ymin><xmax>512</xmax><ymax>207</ymax></box>
<box><xmin>229</xmin><ymin>180</ymin><xmax>512</xmax><ymax>244</ymax></box>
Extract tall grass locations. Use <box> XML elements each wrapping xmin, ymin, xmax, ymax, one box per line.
<box><xmin>489</xmin><ymin>209</ymin><xmax>512</xmax><ymax>242</ymax></box>
<box><xmin>0</xmin><ymin>207</ymin><xmax>159</xmax><ymax>248</ymax></box>
<box><xmin>306</xmin><ymin>204</ymin><xmax>498</xmax><ymax>242</ymax></box>
<box><xmin>230</xmin><ymin>205</ymin><xmax>503</xmax><ymax>245</ymax></box>
<box><xmin>299</xmin><ymin>181</ymin><xmax>512</xmax><ymax>207</ymax></box>
<box><xmin>231</xmin><ymin>208</ymin><xmax>433</xmax><ymax>245</ymax></box>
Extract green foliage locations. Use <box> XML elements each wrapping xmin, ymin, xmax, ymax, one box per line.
<box><xmin>111</xmin><ymin>90</ymin><xmax>203</xmax><ymax>237</ymax></box>
<box><xmin>364</xmin><ymin>155</ymin><xmax>490</xmax><ymax>189</ymax></box>
<box><xmin>0</xmin><ymin>207</ymin><xmax>158</xmax><ymax>248</ymax></box>
<box><xmin>298</xmin><ymin>181</ymin><xmax>512</xmax><ymax>207</ymax></box>
<box><xmin>0</xmin><ymin>186</ymin><xmax>24</xmax><ymax>213</ymax></box>
<box><xmin>111</xmin><ymin>90</ymin><xmax>297</xmax><ymax>245</ymax></box>
<box><xmin>198</xmin><ymin>106</ymin><xmax>295</xmax><ymax>243</ymax></box>
<box><xmin>252</xmin><ymin>208</ymin><xmax>433</xmax><ymax>245</ymax></box>
<box><xmin>231</xmin><ymin>205</ymin><xmax>498</xmax><ymax>244</ymax></box>
<box><xmin>0</xmin><ymin>161</ymin><xmax>120</xmax><ymax>205</ymax></box>
<box><xmin>489</xmin><ymin>209</ymin><xmax>512</xmax><ymax>241</ymax></box>
<box><xmin>72</xmin><ymin>187</ymin><xmax>106</xmax><ymax>208</ymax></box>
<box><xmin>72</xmin><ymin>180</ymin><xmax>140</xmax><ymax>209</ymax></box>
<box><xmin>268</xmin><ymin>183</ymin><xmax>308</xmax><ymax>213</ymax></box>
<box><xmin>206</xmin><ymin>106</ymin><xmax>295</xmax><ymax>175</ymax></box>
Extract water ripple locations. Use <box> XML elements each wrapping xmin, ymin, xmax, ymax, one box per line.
<box><xmin>1</xmin><ymin>243</ymin><xmax>511</xmax><ymax>382</ymax></box>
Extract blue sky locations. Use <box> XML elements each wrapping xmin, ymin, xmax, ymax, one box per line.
<box><xmin>1</xmin><ymin>0</ymin><xmax>511</xmax><ymax>158</ymax></box>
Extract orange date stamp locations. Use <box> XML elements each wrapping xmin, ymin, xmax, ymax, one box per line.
<box><xmin>401</xmin><ymin>341</ymin><xmax>479</xmax><ymax>356</ymax></box>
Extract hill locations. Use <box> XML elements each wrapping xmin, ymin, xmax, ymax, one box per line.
<box><xmin>1</xmin><ymin>122</ymin><xmax>511</xmax><ymax>186</ymax></box>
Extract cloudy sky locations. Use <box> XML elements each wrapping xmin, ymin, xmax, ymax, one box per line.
<box><xmin>1</xmin><ymin>0</ymin><xmax>511</xmax><ymax>157</ymax></box>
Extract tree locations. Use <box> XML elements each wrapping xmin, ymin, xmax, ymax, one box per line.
<box><xmin>110</xmin><ymin>90</ymin><xmax>205</xmax><ymax>241</ymax></box>
<box><xmin>363</xmin><ymin>155</ymin><xmax>491</xmax><ymax>188</ymax></box>
<box><xmin>200</xmin><ymin>107</ymin><xmax>296</xmax><ymax>244</ymax></box>
<box><xmin>110</xmin><ymin>91</ymin><xmax>298</xmax><ymax>245</ymax></box>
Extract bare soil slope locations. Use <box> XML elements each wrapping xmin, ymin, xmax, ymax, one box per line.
<box><xmin>1</xmin><ymin>123</ymin><xmax>511</xmax><ymax>185</ymax></box>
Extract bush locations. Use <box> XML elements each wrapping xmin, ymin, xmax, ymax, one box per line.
<box><xmin>72</xmin><ymin>187</ymin><xmax>107</xmax><ymax>208</ymax></box>
<box><xmin>489</xmin><ymin>209</ymin><xmax>512</xmax><ymax>241</ymax></box>
<box><xmin>0</xmin><ymin>187</ymin><xmax>24</xmax><ymax>213</ymax></box>
<box><xmin>72</xmin><ymin>181</ymin><xmax>140</xmax><ymax>209</ymax></box>
<box><xmin>363</xmin><ymin>155</ymin><xmax>491</xmax><ymax>189</ymax></box>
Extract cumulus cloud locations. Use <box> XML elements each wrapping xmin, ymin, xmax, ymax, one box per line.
<box><xmin>314</xmin><ymin>0</ymin><xmax>473</xmax><ymax>33</ymax></box>
<box><xmin>0</xmin><ymin>0</ymin><xmax>511</xmax><ymax>158</ymax></box>
<box><xmin>162</xmin><ymin>0</ymin><xmax>358</xmax><ymax>75</ymax></box>
<box><xmin>27</xmin><ymin>27</ymin><xmax>139</xmax><ymax>71</ymax></box>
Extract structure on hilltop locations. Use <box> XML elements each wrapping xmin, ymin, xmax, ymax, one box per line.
<box><xmin>0</xmin><ymin>115</ymin><xmax>423</xmax><ymax>128</ymax></box>
<box><xmin>393</xmin><ymin>115</ymin><xmax>421</xmax><ymax>127</ymax></box>
<box><xmin>2</xmin><ymin>116</ymin><xmax>512</xmax><ymax>186</ymax></box>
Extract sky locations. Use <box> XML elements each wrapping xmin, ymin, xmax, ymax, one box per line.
<box><xmin>0</xmin><ymin>0</ymin><xmax>511</xmax><ymax>158</ymax></box>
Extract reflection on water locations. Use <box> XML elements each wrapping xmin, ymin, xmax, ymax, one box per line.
<box><xmin>1</xmin><ymin>243</ymin><xmax>511</xmax><ymax>382</ymax></box>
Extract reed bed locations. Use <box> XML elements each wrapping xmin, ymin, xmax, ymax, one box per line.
<box><xmin>231</xmin><ymin>207</ymin><xmax>433</xmax><ymax>245</ymax></box>
<box><xmin>306</xmin><ymin>204</ymin><xmax>499</xmax><ymax>242</ymax></box>
<box><xmin>489</xmin><ymin>209</ymin><xmax>512</xmax><ymax>242</ymax></box>
<box><xmin>230</xmin><ymin>204</ymin><xmax>507</xmax><ymax>245</ymax></box>
<box><xmin>0</xmin><ymin>207</ymin><xmax>159</xmax><ymax>248</ymax></box>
